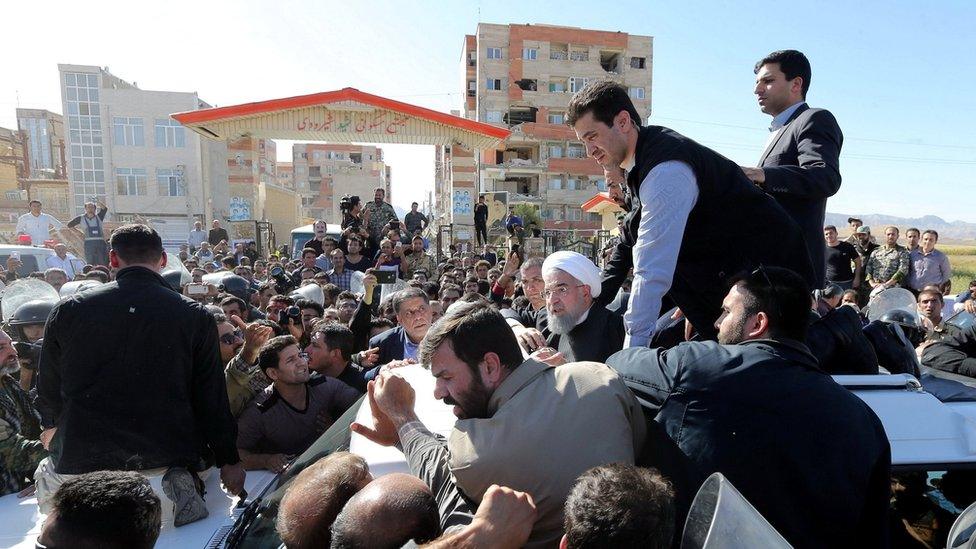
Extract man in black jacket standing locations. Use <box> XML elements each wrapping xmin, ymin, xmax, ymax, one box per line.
<box><xmin>34</xmin><ymin>224</ymin><xmax>245</xmax><ymax>524</ymax></box>
<box><xmin>607</xmin><ymin>267</ymin><xmax>890</xmax><ymax>548</ymax></box>
<box><xmin>568</xmin><ymin>81</ymin><xmax>814</xmax><ymax>346</ymax></box>
<box><xmin>741</xmin><ymin>50</ymin><xmax>843</xmax><ymax>288</ymax></box>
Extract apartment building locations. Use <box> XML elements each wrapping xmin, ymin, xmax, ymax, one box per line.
<box><xmin>291</xmin><ymin>144</ymin><xmax>391</xmax><ymax>224</ymax></box>
<box><xmin>455</xmin><ymin>23</ymin><xmax>652</xmax><ymax>230</ymax></box>
<box><xmin>57</xmin><ymin>64</ymin><xmax>228</xmax><ymax>245</ymax></box>
<box><xmin>276</xmin><ymin>162</ymin><xmax>294</xmax><ymax>190</ymax></box>
<box><xmin>16</xmin><ymin>108</ymin><xmax>65</xmax><ymax>179</ymax></box>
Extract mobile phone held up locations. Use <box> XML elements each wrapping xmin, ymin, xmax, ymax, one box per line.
<box><xmin>186</xmin><ymin>283</ymin><xmax>209</xmax><ymax>296</ymax></box>
<box><xmin>374</xmin><ymin>270</ymin><xmax>397</xmax><ymax>285</ymax></box>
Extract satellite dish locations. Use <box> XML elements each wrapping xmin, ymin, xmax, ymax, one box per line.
<box><xmin>1</xmin><ymin>279</ymin><xmax>60</xmax><ymax>323</ymax></box>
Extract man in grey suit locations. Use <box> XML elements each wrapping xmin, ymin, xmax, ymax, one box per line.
<box><xmin>741</xmin><ymin>49</ymin><xmax>843</xmax><ymax>288</ymax></box>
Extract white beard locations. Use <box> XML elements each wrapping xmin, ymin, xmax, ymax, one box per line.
<box><xmin>548</xmin><ymin>309</ymin><xmax>584</xmax><ymax>335</ymax></box>
<box><xmin>0</xmin><ymin>360</ymin><xmax>20</xmax><ymax>377</ymax></box>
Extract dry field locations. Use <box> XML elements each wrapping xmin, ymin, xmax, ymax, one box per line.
<box><xmin>943</xmin><ymin>245</ymin><xmax>976</xmax><ymax>293</ymax></box>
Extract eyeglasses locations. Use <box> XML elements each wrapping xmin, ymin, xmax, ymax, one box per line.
<box><xmin>543</xmin><ymin>284</ymin><xmax>586</xmax><ymax>299</ymax></box>
<box><xmin>219</xmin><ymin>329</ymin><xmax>244</xmax><ymax>345</ymax></box>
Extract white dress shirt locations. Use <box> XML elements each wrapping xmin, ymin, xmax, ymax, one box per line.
<box><xmin>46</xmin><ymin>253</ymin><xmax>82</xmax><ymax>280</ymax></box>
<box><xmin>623</xmin><ymin>161</ymin><xmax>699</xmax><ymax>348</ymax></box>
<box><xmin>16</xmin><ymin>212</ymin><xmax>63</xmax><ymax>245</ymax></box>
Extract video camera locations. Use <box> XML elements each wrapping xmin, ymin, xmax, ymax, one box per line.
<box><xmin>269</xmin><ymin>265</ymin><xmax>296</xmax><ymax>293</ymax></box>
<box><xmin>340</xmin><ymin>195</ymin><xmax>363</xmax><ymax>231</ymax></box>
<box><xmin>14</xmin><ymin>339</ymin><xmax>42</xmax><ymax>367</ymax></box>
<box><xmin>339</xmin><ymin>194</ymin><xmax>360</xmax><ymax>213</ymax></box>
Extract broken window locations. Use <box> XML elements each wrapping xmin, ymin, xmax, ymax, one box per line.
<box><xmin>516</xmin><ymin>79</ymin><xmax>538</xmax><ymax>91</ymax></box>
<box><xmin>349</xmin><ymin>153</ymin><xmax>362</xmax><ymax>164</ymax></box>
<box><xmin>504</xmin><ymin>106</ymin><xmax>537</xmax><ymax>125</ymax></box>
<box><xmin>631</xmin><ymin>57</ymin><xmax>646</xmax><ymax>69</ymax></box>
<box><xmin>600</xmin><ymin>50</ymin><xmax>623</xmax><ymax>73</ymax></box>
<box><xmin>550</xmin><ymin>43</ymin><xmax>568</xmax><ymax>60</ymax></box>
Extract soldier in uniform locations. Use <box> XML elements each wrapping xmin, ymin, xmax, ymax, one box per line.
<box><xmin>0</xmin><ymin>331</ymin><xmax>47</xmax><ymax>496</ymax></box>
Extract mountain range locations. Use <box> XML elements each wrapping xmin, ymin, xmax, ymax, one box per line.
<box><xmin>825</xmin><ymin>213</ymin><xmax>976</xmax><ymax>243</ymax></box>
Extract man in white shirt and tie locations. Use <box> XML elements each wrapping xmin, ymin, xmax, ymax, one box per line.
<box><xmin>16</xmin><ymin>200</ymin><xmax>64</xmax><ymax>246</ymax></box>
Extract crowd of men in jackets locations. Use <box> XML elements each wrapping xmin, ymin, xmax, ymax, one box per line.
<box><xmin>6</xmin><ymin>48</ymin><xmax>976</xmax><ymax>548</ymax></box>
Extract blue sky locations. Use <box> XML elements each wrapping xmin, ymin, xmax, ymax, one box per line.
<box><xmin>4</xmin><ymin>0</ymin><xmax>974</xmax><ymax>220</ymax></box>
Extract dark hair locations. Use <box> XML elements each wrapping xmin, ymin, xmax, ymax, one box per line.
<box><xmin>511</xmin><ymin>295</ymin><xmax>530</xmax><ymax>310</ymax></box>
<box><xmin>86</xmin><ymin>270</ymin><xmax>110</xmax><ymax>283</ymax></box>
<box><xmin>314</xmin><ymin>323</ymin><xmax>355</xmax><ymax>361</ymax></box>
<box><xmin>754</xmin><ymin>49</ymin><xmax>811</xmax><ymax>98</ymax></box>
<box><xmin>336</xmin><ymin>290</ymin><xmax>358</xmax><ymax>303</ymax></box>
<box><xmin>258</xmin><ymin>281</ymin><xmax>277</xmax><ymax>294</ymax></box>
<box><xmin>46</xmin><ymin>470</ymin><xmax>161</xmax><ymax>549</ymax></box>
<box><xmin>257</xmin><ymin>335</ymin><xmax>298</xmax><ymax>375</ymax></box>
<box><xmin>923</xmin><ymin>229</ymin><xmax>939</xmax><ymax>240</ymax></box>
<box><xmin>220</xmin><ymin>296</ymin><xmax>247</xmax><ymax>313</ymax></box>
<box><xmin>730</xmin><ymin>266</ymin><xmax>812</xmax><ymax>341</ymax></box>
<box><xmin>567</xmin><ymin>80</ymin><xmax>642</xmax><ymax>128</ymax></box>
<box><xmin>323</xmin><ymin>237</ymin><xmax>339</xmax><ymax>247</ymax></box>
<box><xmin>918</xmin><ymin>288</ymin><xmax>944</xmax><ymax>305</ymax></box>
<box><xmin>296</xmin><ymin>298</ymin><xmax>325</xmax><ymax>317</ymax></box>
<box><xmin>254</xmin><ymin>318</ymin><xmax>285</xmax><ymax>337</ymax></box>
<box><xmin>369</xmin><ymin>318</ymin><xmax>395</xmax><ymax>332</ymax></box>
<box><xmin>302</xmin><ymin>247</ymin><xmax>317</xmax><ymax>258</ymax></box>
<box><xmin>270</xmin><ymin>294</ymin><xmax>295</xmax><ymax>306</ymax></box>
<box><xmin>847</xmin><ymin>217</ymin><xmax>862</xmax><ymax>224</ymax></box>
<box><xmin>823</xmin><ymin>225</ymin><xmax>837</xmax><ymax>232</ymax></box>
<box><xmin>420</xmin><ymin>300</ymin><xmax>522</xmax><ymax>373</ymax></box>
<box><xmin>906</xmin><ymin>227</ymin><xmax>920</xmax><ymax>236</ymax></box>
<box><xmin>439</xmin><ymin>284</ymin><xmax>462</xmax><ymax>300</ymax></box>
<box><xmin>110</xmin><ymin>224</ymin><xmax>164</xmax><ymax>265</ymax></box>
<box><xmin>29</xmin><ymin>199</ymin><xmax>42</xmax><ymax>207</ymax></box>
<box><xmin>421</xmin><ymin>281</ymin><xmax>440</xmax><ymax>300</ymax></box>
<box><xmin>392</xmin><ymin>287</ymin><xmax>429</xmax><ymax>313</ymax></box>
<box><xmin>564</xmin><ymin>464</ymin><xmax>675</xmax><ymax>549</ymax></box>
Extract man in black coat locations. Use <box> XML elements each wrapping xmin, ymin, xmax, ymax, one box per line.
<box><xmin>34</xmin><ymin>224</ymin><xmax>245</xmax><ymax>511</ymax></box>
<box><xmin>513</xmin><ymin>251</ymin><xmax>625</xmax><ymax>364</ymax></box>
<box><xmin>568</xmin><ymin>81</ymin><xmax>814</xmax><ymax>347</ymax></box>
<box><xmin>607</xmin><ymin>267</ymin><xmax>890</xmax><ymax>548</ymax></box>
<box><xmin>741</xmin><ymin>50</ymin><xmax>843</xmax><ymax>288</ymax></box>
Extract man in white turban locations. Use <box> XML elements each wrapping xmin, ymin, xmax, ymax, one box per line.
<box><xmin>514</xmin><ymin>251</ymin><xmax>626</xmax><ymax>363</ymax></box>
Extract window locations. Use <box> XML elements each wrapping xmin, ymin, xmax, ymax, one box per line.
<box><xmin>486</xmin><ymin>47</ymin><xmax>502</xmax><ymax>59</ymax></box>
<box><xmin>569</xmin><ymin>77</ymin><xmax>589</xmax><ymax>93</ymax></box>
<box><xmin>549</xmin><ymin>80</ymin><xmax>567</xmax><ymax>93</ymax></box>
<box><xmin>154</xmin><ymin>119</ymin><xmax>186</xmax><ymax>148</ymax></box>
<box><xmin>594</xmin><ymin>178</ymin><xmax>608</xmax><ymax>191</ymax></box>
<box><xmin>567</xmin><ymin>178</ymin><xmax>581</xmax><ymax>190</ymax></box>
<box><xmin>485</xmin><ymin>111</ymin><xmax>503</xmax><ymax>123</ymax></box>
<box><xmin>550</xmin><ymin>44</ymin><xmax>568</xmax><ymax>60</ymax></box>
<box><xmin>467</xmin><ymin>80</ymin><xmax>476</xmax><ymax>97</ymax></box>
<box><xmin>570</xmin><ymin>47</ymin><xmax>589</xmax><ymax>62</ymax></box>
<box><xmin>116</xmin><ymin>168</ymin><xmax>147</xmax><ymax>195</ymax></box>
<box><xmin>113</xmin><ymin>117</ymin><xmax>144</xmax><ymax>146</ymax></box>
<box><xmin>631</xmin><ymin>57</ymin><xmax>646</xmax><ymax>69</ymax></box>
<box><xmin>587</xmin><ymin>212</ymin><xmax>602</xmax><ymax>222</ymax></box>
<box><xmin>5</xmin><ymin>190</ymin><xmax>22</xmax><ymax>200</ymax></box>
<box><xmin>568</xmin><ymin>144</ymin><xmax>586</xmax><ymax>158</ymax></box>
<box><xmin>548</xmin><ymin>112</ymin><xmax>565</xmax><ymax>124</ymax></box>
<box><xmin>156</xmin><ymin>168</ymin><xmax>184</xmax><ymax>196</ymax></box>
<box><xmin>486</xmin><ymin>78</ymin><xmax>503</xmax><ymax>91</ymax></box>
<box><xmin>629</xmin><ymin>87</ymin><xmax>646</xmax><ymax>99</ymax></box>
<box><xmin>522</xmin><ymin>48</ymin><xmax>537</xmax><ymax>60</ymax></box>
<box><xmin>548</xmin><ymin>178</ymin><xmax>564</xmax><ymax>190</ymax></box>
<box><xmin>549</xmin><ymin>207</ymin><xmax>564</xmax><ymax>220</ymax></box>
<box><xmin>548</xmin><ymin>145</ymin><xmax>564</xmax><ymax>158</ymax></box>
<box><xmin>567</xmin><ymin>208</ymin><xmax>582</xmax><ymax>221</ymax></box>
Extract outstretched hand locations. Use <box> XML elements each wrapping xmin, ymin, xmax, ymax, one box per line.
<box><xmin>350</xmin><ymin>379</ymin><xmax>400</xmax><ymax>447</ymax></box>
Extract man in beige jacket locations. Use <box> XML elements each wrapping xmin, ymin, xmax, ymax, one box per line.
<box><xmin>353</xmin><ymin>300</ymin><xmax>645</xmax><ymax>547</ymax></box>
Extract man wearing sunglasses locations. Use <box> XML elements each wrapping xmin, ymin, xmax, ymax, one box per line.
<box><xmin>607</xmin><ymin>266</ymin><xmax>890</xmax><ymax>547</ymax></box>
<box><xmin>236</xmin><ymin>335</ymin><xmax>360</xmax><ymax>472</ymax></box>
<box><xmin>219</xmin><ymin>314</ymin><xmax>274</xmax><ymax>418</ymax></box>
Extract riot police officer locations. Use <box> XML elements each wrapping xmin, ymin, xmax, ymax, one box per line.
<box><xmin>6</xmin><ymin>300</ymin><xmax>55</xmax><ymax>392</ymax></box>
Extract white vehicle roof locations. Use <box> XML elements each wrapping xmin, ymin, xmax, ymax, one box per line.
<box><xmin>290</xmin><ymin>223</ymin><xmax>342</xmax><ymax>235</ymax></box>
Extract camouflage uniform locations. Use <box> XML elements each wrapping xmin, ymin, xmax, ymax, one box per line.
<box><xmin>363</xmin><ymin>200</ymin><xmax>399</xmax><ymax>244</ymax></box>
<box><xmin>402</xmin><ymin>252</ymin><xmax>436</xmax><ymax>280</ymax></box>
<box><xmin>224</xmin><ymin>354</ymin><xmax>270</xmax><ymax>418</ymax></box>
<box><xmin>865</xmin><ymin>244</ymin><xmax>910</xmax><ymax>286</ymax></box>
<box><xmin>0</xmin><ymin>373</ymin><xmax>47</xmax><ymax>496</ymax></box>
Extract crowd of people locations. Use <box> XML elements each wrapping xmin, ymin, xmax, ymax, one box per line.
<box><xmin>3</xmin><ymin>48</ymin><xmax>976</xmax><ymax>548</ymax></box>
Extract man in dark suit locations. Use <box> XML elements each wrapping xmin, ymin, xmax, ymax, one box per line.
<box><xmin>365</xmin><ymin>288</ymin><xmax>432</xmax><ymax>380</ymax></box>
<box><xmin>568</xmin><ymin>81</ymin><xmax>814</xmax><ymax>347</ymax></box>
<box><xmin>741</xmin><ymin>50</ymin><xmax>844</xmax><ymax>288</ymax></box>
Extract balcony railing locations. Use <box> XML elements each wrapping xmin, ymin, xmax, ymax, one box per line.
<box><xmin>550</xmin><ymin>51</ymin><xmax>568</xmax><ymax>60</ymax></box>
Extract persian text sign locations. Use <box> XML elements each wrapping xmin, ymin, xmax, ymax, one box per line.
<box><xmin>296</xmin><ymin>109</ymin><xmax>409</xmax><ymax>135</ymax></box>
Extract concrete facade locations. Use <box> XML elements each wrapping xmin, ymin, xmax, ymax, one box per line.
<box><xmin>456</xmin><ymin>23</ymin><xmax>653</xmax><ymax>230</ymax></box>
<box><xmin>57</xmin><ymin>64</ymin><xmax>228</xmax><ymax>246</ymax></box>
<box><xmin>291</xmin><ymin>143</ymin><xmax>390</xmax><ymax>224</ymax></box>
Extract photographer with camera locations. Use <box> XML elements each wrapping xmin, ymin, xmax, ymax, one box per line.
<box><xmin>267</xmin><ymin>295</ymin><xmax>306</xmax><ymax>343</ymax></box>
